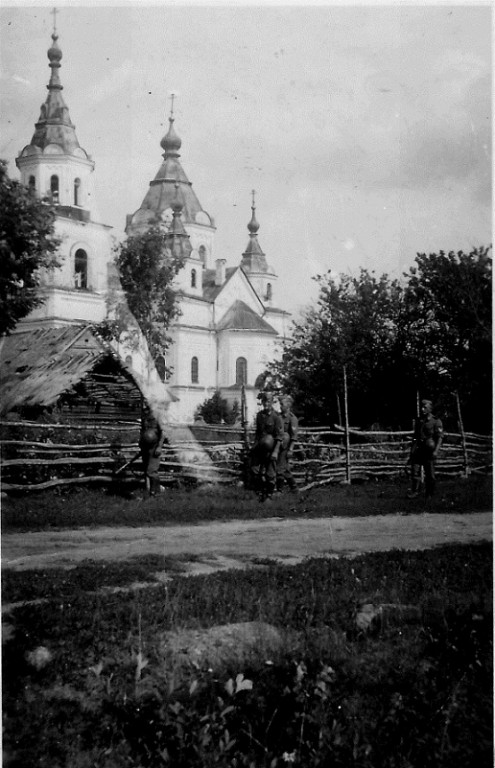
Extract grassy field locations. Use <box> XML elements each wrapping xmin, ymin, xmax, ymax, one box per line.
<box><xmin>2</xmin><ymin>475</ymin><xmax>492</xmax><ymax>531</ymax></box>
<box><xmin>2</xmin><ymin>542</ymin><xmax>492</xmax><ymax>768</ymax></box>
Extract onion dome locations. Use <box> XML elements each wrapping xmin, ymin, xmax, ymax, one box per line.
<box><xmin>160</xmin><ymin>116</ymin><xmax>182</xmax><ymax>158</ymax></box>
<box><xmin>247</xmin><ymin>195</ymin><xmax>260</xmax><ymax>235</ymax></box>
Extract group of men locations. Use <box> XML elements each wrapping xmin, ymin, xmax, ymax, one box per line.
<box><xmin>249</xmin><ymin>391</ymin><xmax>299</xmax><ymax>501</ymax></box>
<box><xmin>138</xmin><ymin>391</ymin><xmax>443</xmax><ymax>502</ymax></box>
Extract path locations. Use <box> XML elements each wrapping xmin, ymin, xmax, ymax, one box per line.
<box><xmin>2</xmin><ymin>512</ymin><xmax>492</xmax><ymax>573</ymax></box>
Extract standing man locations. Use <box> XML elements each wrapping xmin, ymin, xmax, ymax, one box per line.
<box><xmin>408</xmin><ymin>399</ymin><xmax>444</xmax><ymax>499</ymax></box>
<box><xmin>276</xmin><ymin>394</ymin><xmax>299</xmax><ymax>493</ymax></box>
<box><xmin>250</xmin><ymin>392</ymin><xmax>283</xmax><ymax>501</ymax></box>
<box><xmin>139</xmin><ymin>403</ymin><xmax>165</xmax><ymax>497</ymax></box>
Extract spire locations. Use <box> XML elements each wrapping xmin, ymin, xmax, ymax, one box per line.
<box><xmin>25</xmin><ymin>10</ymin><xmax>86</xmax><ymax>156</ymax></box>
<box><xmin>241</xmin><ymin>190</ymin><xmax>268</xmax><ymax>273</ymax></box>
<box><xmin>160</xmin><ymin>94</ymin><xmax>182</xmax><ymax>158</ymax></box>
<box><xmin>163</xmin><ymin>180</ymin><xmax>192</xmax><ymax>261</ymax></box>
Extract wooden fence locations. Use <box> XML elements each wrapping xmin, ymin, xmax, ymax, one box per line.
<box><xmin>0</xmin><ymin>419</ymin><xmax>491</xmax><ymax>493</ymax></box>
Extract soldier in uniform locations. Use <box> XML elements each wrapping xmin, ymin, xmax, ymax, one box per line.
<box><xmin>276</xmin><ymin>394</ymin><xmax>299</xmax><ymax>493</ymax></box>
<box><xmin>250</xmin><ymin>392</ymin><xmax>283</xmax><ymax>501</ymax></box>
<box><xmin>139</xmin><ymin>403</ymin><xmax>165</xmax><ymax>497</ymax></box>
<box><xmin>408</xmin><ymin>399</ymin><xmax>444</xmax><ymax>498</ymax></box>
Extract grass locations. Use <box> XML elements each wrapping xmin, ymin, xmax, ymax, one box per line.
<box><xmin>2</xmin><ymin>475</ymin><xmax>492</xmax><ymax>531</ymax></box>
<box><xmin>2</xmin><ymin>542</ymin><xmax>492</xmax><ymax>767</ymax></box>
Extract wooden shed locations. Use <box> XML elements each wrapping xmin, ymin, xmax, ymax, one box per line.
<box><xmin>0</xmin><ymin>326</ymin><xmax>146</xmax><ymax>421</ymax></box>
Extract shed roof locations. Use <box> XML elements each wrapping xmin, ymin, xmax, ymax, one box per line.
<box><xmin>0</xmin><ymin>327</ymin><xmax>139</xmax><ymax>415</ymax></box>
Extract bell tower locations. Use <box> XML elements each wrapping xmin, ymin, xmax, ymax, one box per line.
<box><xmin>14</xmin><ymin>10</ymin><xmax>113</xmax><ymax>328</ymax></box>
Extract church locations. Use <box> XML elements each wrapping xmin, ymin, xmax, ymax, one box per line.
<box><xmin>12</xmin><ymin>23</ymin><xmax>291</xmax><ymax>423</ymax></box>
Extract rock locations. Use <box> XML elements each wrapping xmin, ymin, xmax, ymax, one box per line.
<box><xmin>158</xmin><ymin>621</ymin><xmax>285</xmax><ymax>683</ymax></box>
<box><xmin>356</xmin><ymin>603</ymin><xmax>422</xmax><ymax>633</ymax></box>
<box><xmin>26</xmin><ymin>645</ymin><xmax>53</xmax><ymax>670</ymax></box>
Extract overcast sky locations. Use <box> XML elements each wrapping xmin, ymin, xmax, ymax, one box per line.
<box><xmin>0</xmin><ymin>1</ymin><xmax>492</xmax><ymax>313</ymax></box>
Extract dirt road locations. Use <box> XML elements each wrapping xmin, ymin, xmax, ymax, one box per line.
<box><xmin>2</xmin><ymin>511</ymin><xmax>492</xmax><ymax>573</ymax></box>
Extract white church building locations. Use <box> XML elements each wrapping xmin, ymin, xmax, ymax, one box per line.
<box><xmin>13</xmin><ymin>24</ymin><xmax>291</xmax><ymax>423</ymax></box>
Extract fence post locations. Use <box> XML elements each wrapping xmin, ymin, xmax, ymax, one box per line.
<box><xmin>343</xmin><ymin>366</ymin><xmax>351</xmax><ymax>483</ymax></box>
<box><xmin>455</xmin><ymin>391</ymin><xmax>470</xmax><ymax>477</ymax></box>
<box><xmin>241</xmin><ymin>384</ymin><xmax>250</xmax><ymax>486</ymax></box>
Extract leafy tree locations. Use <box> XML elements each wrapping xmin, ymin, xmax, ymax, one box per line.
<box><xmin>401</xmin><ymin>247</ymin><xmax>492</xmax><ymax>432</ymax></box>
<box><xmin>101</xmin><ymin>227</ymin><xmax>185</xmax><ymax>370</ymax></box>
<box><xmin>195</xmin><ymin>391</ymin><xmax>240</xmax><ymax>425</ymax></box>
<box><xmin>269</xmin><ymin>269</ymin><xmax>404</xmax><ymax>427</ymax></box>
<box><xmin>0</xmin><ymin>160</ymin><xmax>60</xmax><ymax>335</ymax></box>
<box><xmin>267</xmin><ymin>249</ymin><xmax>491</xmax><ymax>432</ymax></box>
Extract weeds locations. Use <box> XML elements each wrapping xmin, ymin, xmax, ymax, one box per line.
<box><xmin>2</xmin><ymin>543</ymin><xmax>492</xmax><ymax>767</ymax></box>
<box><xmin>2</xmin><ymin>476</ymin><xmax>491</xmax><ymax>531</ymax></box>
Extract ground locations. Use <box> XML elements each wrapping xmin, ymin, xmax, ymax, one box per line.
<box><xmin>2</xmin><ymin>511</ymin><xmax>492</xmax><ymax>573</ymax></box>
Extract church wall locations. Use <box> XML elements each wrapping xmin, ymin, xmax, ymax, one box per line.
<box><xmin>214</xmin><ymin>271</ymin><xmax>263</xmax><ymax>324</ymax></box>
<box><xmin>175</xmin><ymin>297</ymin><xmax>213</xmax><ymax>328</ymax></box>
<box><xmin>216</xmin><ymin>330</ymin><xmax>277</xmax><ymax>388</ymax></box>
<box><xmin>185</xmin><ymin>222</ymin><xmax>216</xmax><ymax>270</ymax></box>
<box><xmin>53</xmin><ymin>218</ymin><xmax>113</xmax><ymax>293</ymax></box>
<box><xmin>17</xmin><ymin>153</ymin><xmax>94</xmax><ymax>209</ymax></box>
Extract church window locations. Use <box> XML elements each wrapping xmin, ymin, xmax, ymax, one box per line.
<box><xmin>236</xmin><ymin>357</ymin><xmax>248</xmax><ymax>386</ymax></box>
<box><xmin>74</xmin><ymin>249</ymin><xmax>88</xmax><ymax>289</ymax></box>
<box><xmin>198</xmin><ymin>245</ymin><xmax>206</xmax><ymax>264</ymax></box>
<box><xmin>191</xmin><ymin>356</ymin><xmax>199</xmax><ymax>384</ymax></box>
<box><xmin>155</xmin><ymin>355</ymin><xmax>166</xmax><ymax>383</ymax></box>
<box><xmin>125</xmin><ymin>355</ymin><xmax>133</xmax><ymax>367</ymax></box>
<box><xmin>191</xmin><ymin>269</ymin><xmax>197</xmax><ymax>288</ymax></box>
<box><xmin>266</xmin><ymin>283</ymin><xmax>272</xmax><ymax>301</ymax></box>
<box><xmin>50</xmin><ymin>175</ymin><xmax>59</xmax><ymax>204</ymax></box>
<box><xmin>74</xmin><ymin>178</ymin><xmax>81</xmax><ymax>206</ymax></box>
<box><xmin>28</xmin><ymin>175</ymin><xmax>36</xmax><ymax>192</ymax></box>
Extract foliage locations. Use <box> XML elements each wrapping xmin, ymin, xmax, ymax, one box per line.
<box><xmin>269</xmin><ymin>269</ymin><xmax>404</xmax><ymax>427</ymax></box>
<box><xmin>0</xmin><ymin>160</ymin><xmax>61</xmax><ymax>335</ymax></box>
<box><xmin>267</xmin><ymin>248</ymin><xmax>492</xmax><ymax>431</ymax></box>
<box><xmin>401</xmin><ymin>247</ymin><xmax>492</xmax><ymax>432</ymax></box>
<box><xmin>102</xmin><ymin>226</ymin><xmax>185</xmax><ymax>365</ymax></box>
<box><xmin>2</xmin><ymin>543</ymin><xmax>492</xmax><ymax>767</ymax></box>
<box><xmin>195</xmin><ymin>390</ymin><xmax>240</xmax><ymax>425</ymax></box>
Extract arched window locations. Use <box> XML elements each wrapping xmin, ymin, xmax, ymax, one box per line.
<box><xmin>198</xmin><ymin>245</ymin><xmax>206</xmax><ymax>264</ymax></box>
<box><xmin>74</xmin><ymin>178</ymin><xmax>81</xmax><ymax>206</ymax></box>
<box><xmin>155</xmin><ymin>355</ymin><xmax>166</xmax><ymax>383</ymax></box>
<box><xmin>191</xmin><ymin>269</ymin><xmax>197</xmax><ymax>288</ymax></box>
<box><xmin>50</xmin><ymin>175</ymin><xmax>59</xmax><ymax>204</ymax></box>
<box><xmin>266</xmin><ymin>283</ymin><xmax>272</xmax><ymax>301</ymax></box>
<box><xmin>74</xmin><ymin>249</ymin><xmax>88</xmax><ymax>289</ymax></box>
<box><xmin>28</xmin><ymin>175</ymin><xmax>36</xmax><ymax>193</ymax></box>
<box><xmin>236</xmin><ymin>357</ymin><xmax>248</xmax><ymax>386</ymax></box>
<box><xmin>125</xmin><ymin>355</ymin><xmax>133</xmax><ymax>368</ymax></box>
<box><xmin>191</xmin><ymin>356</ymin><xmax>199</xmax><ymax>384</ymax></box>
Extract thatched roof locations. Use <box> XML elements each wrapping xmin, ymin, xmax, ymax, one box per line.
<box><xmin>0</xmin><ymin>326</ymin><xmax>141</xmax><ymax>416</ymax></box>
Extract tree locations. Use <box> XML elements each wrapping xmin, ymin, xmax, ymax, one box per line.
<box><xmin>0</xmin><ymin>160</ymin><xmax>60</xmax><ymax>335</ymax></box>
<box><xmin>268</xmin><ymin>269</ymin><xmax>405</xmax><ymax>427</ymax></box>
<box><xmin>194</xmin><ymin>391</ymin><xmax>240</xmax><ymax>425</ymax></box>
<box><xmin>102</xmin><ymin>227</ymin><xmax>186</xmax><ymax>371</ymax></box>
<box><xmin>401</xmin><ymin>247</ymin><xmax>492</xmax><ymax>432</ymax></box>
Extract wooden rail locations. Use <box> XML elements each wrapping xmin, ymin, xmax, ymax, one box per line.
<box><xmin>0</xmin><ymin>420</ymin><xmax>491</xmax><ymax>492</ymax></box>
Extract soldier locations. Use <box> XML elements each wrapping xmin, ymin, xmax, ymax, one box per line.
<box><xmin>139</xmin><ymin>403</ymin><xmax>165</xmax><ymax>497</ymax></box>
<box><xmin>250</xmin><ymin>391</ymin><xmax>283</xmax><ymax>501</ymax></box>
<box><xmin>276</xmin><ymin>394</ymin><xmax>299</xmax><ymax>493</ymax></box>
<box><xmin>408</xmin><ymin>399</ymin><xmax>444</xmax><ymax>499</ymax></box>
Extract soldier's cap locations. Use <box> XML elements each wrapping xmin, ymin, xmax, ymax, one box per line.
<box><xmin>421</xmin><ymin>399</ymin><xmax>433</xmax><ymax>408</ymax></box>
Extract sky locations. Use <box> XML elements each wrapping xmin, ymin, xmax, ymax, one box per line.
<box><xmin>0</xmin><ymin>1</ymin><xmax>492</xmax><ymax>315</ymax></box>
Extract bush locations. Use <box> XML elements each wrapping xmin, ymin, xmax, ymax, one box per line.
<box><xmin>195</xmin><ymin>391</ymin><xmax>240</xmax><ymax>425</ymax></box>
